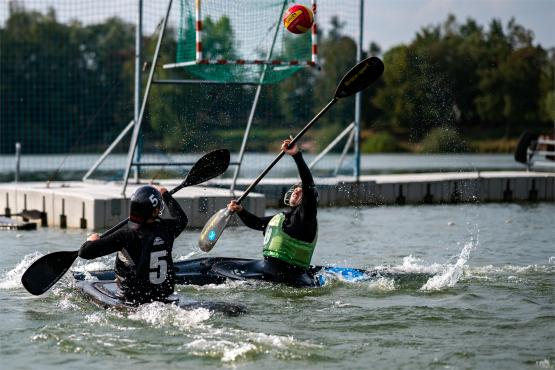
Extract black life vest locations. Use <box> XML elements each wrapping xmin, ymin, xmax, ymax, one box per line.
<box><xmin>114</xmin><ymin>221</ymin><xmax>176</xmax><ymax>304</ymax></box>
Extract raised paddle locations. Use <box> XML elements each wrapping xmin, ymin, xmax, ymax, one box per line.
<box><xmin>198</xmin><ymin>56</ymin><xmax>385</xmax><ymax>252</ymax></box>
<box><xmin>21</xmin><ymin>148</ymin><xmax>231</xmax><ymax>296</ymax></box>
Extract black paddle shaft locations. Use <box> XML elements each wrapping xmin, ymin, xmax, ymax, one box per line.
<box><xmin>236</xmin><ymin>98</ymin><xmax>337</xmax><ymax>203</ymax></box>
<box><xmin>236</xmin><ymin>56</ymin><xmax>384</xmax><ymax>203</ymax></box>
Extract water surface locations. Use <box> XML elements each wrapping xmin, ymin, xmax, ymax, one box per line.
<box><xmin>1</xmin><ymin>203</ymin><xmax>553</xmax><ymax>369</ymax></box>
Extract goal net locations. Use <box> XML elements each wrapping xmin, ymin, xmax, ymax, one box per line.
<box><xmin>164</xmin><ymin>0</ymin><xmax>318</xmax><ymax>84</ymax></box>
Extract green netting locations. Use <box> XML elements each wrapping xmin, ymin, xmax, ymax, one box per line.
<box><xmin>0</xmin><ymin>0</ymin><xmax>363</xmax><ymax>181</ymax></box>
<box><xmin>175</xmin><ymin>0</ymin><xmax>312</xmax><ymax>84</ymax></box>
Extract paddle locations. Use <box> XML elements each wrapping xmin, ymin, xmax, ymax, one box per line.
<box><xmin>21</xmin><ymin>148</ymin><xmax>231</xmax><ymax>296</ymax></box>
<box><xmin>198</xmin><ymin>56</ymin><xmax>385</xmax><ymax>252</ymax></box>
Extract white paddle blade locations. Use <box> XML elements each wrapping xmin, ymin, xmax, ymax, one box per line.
<box><xmin>198</xmin><ymin>208</ymin><xmax>233</xmax><ymax>252</ymax></box>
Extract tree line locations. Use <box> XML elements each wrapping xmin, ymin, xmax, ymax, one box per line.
<box><xmin>1</xmin><ymin>4</ymin><xmax>553</xmax><ymax>154</ymax></box>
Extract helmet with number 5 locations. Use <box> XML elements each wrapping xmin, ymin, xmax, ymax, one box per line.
<box><xmin>129</xmin><ymin>185</ymin><xmax>164</xmax><ymax>223</ymax></box>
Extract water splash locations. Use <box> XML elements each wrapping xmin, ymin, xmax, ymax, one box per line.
<box><xmin>175</xmin><ymin>251</ymin><xmax>199</xmax><ymax>262</ymax></box>
<box><xmin>73</xmin><ymin>257</ymin><xmax>113</xmax><ymax>272</ymax></box>
<box><xmin>56</xmin><ymin>296</ymin><xmax>79</xmax><ymax>311</ymax></box>
<box><xmin>536</xmin><ymin>359</ymin><xmax>553</xmax><ymax>369</ymax></box>
<box><xmin>420</xmin><ymin>237</ymin><xmax>476</xmax><ymax>291</ymax></box>
<box><xmin>184</xmin><ymin>279</ymin><xmax>255</xmax><ymax>291</ymax></box>
<box><xmin>467</xmin><ymin>264</ymin><xmax>553</xmax><ymax>275</ymax></box>
<box><xmin>127</xmin><ymin>301</ymin><xmax>212</xmax><ymax>328</ymax></box>
<box><xmin>0</xmin><ymin>252</ymin><xmax>43</xmax><ymax>290</ymax></box>
<box><xmin>85</xmin><ymin>312</ymin><xmax>107</xmax><ymax>325</ymax></box>
<box><xmin>381</xmin><ymin>255</ymin><xmax>446</xmax><ymax>275</ymax></box>
<box><xmin>186</xmin><ymin>339</ymin><xmax>257</xmax><ymax>362</ymax></box>
<box><xmin>184</xmin><ymin>329</ymin><xmax>319</xmax><ymax>363</ymax></box>
<box><xmin>366</xmin><ymin>277</ymin><xmax>396</xmax><ymax>292</ymax></box>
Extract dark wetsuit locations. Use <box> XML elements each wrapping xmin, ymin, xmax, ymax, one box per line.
<box><xmin>234</xmin><ymin>152</ymin><xmax>318</xmax><ymax>285</ymax></box>
<box><xmin>79</xmin><ymin>193</ymin><xmax>187</xmax><ymax>304</ymax></box>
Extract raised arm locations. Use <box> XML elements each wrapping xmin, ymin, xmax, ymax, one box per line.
<box><xmin>162</xmin><ymin>190</ymin><xmax>188</xmax><ymax>238</ymax></box>
<box><xmin>282</xmin><ymin>139</ymin><xmax>317</xmax><ymax>211</ymax></box>
<box><xmin>293</xmin><ymin>152</ymin><xmax>315</xmax><ymax>190</ymax></box>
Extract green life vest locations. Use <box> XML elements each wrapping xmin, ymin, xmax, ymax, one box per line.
<box><xmin>262</xmin><ymin>213</ymin><xmax>317</xmax><ymax>268</ymax></box>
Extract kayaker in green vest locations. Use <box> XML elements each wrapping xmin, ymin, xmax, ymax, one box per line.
<box><xmin>227</xmin><ymin>138</ymin><xmax>318</xmax><ymax>285</ymax></box>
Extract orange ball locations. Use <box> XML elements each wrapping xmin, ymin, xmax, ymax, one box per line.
<box><xmin>283</xmin><ymin>4</ymin><xmax>314</xmax><ymax>34</ymax></box>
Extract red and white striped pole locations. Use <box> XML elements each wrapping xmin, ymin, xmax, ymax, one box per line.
<box><xmin>195</xmin><ymin>0</ymin><xmax>203</xmax><ymax>63</ymax></box>
<box><xmin>311</xmin><ymin>0</ymin><xmax>318</xmax><ymax>66</ymax></box>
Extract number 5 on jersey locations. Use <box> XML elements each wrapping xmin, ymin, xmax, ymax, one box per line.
<box><xmin>149</xmin><ymin>250</ymin><xmax>168</xmax><ymax>284</ymax></box>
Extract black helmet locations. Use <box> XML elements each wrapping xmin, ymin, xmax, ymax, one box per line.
<box><xmin>283</xmin><ymin>183</ymin><xmax>319</xmax><ymax>206</ymax></box>
<box><xmin>129</xmin><ymin>185</ymin><xmax>164</xmax><ymax>223</ymax></box>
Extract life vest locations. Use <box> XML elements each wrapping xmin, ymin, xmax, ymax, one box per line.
<box><xmin>262</xmin><ymin>213</ymin><xmax>317</xmax><ymax>268</ymax></box>
<box><xmin>115</xmin><ymin>222</ymin><xmax>175</xmax><ymax>303</ymax></box>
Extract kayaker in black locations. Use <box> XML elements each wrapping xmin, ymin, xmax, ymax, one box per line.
<box><xmin>79</xmin><ymin>185</ymin><xmax>187</xmax><ymax>304</ymax></box>
<box><xmin>227</xmin><ymin>138</ymin><xmax>318</xmax><ymax>285</ymax></box>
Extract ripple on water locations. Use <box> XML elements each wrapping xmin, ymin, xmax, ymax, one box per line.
<box><xmin>3</xmin><ymin>204</ymin><xmax>554</xmax><ymax>369</ymax></box>
<box><xmin>183</xmin><ymin>328</ymin><xmax>322</xmax><ymax>363</ymax></box>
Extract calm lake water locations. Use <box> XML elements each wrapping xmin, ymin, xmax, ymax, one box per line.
<box><xmin>1</xmin><ymin>203</ymin><xmax>553</xmax><ymax>369</ymax></box>
<box><xmin>0</xmin><ymin>153</ymin><xmax>522</xmax><ymax>181</ymax></box>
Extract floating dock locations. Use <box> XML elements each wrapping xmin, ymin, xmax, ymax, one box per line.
<box><xmin>211</xmin><ymin>171</ymin><xmax>555</xmax><ymax>207</ymax></box>
<box><xmin>0</xmin><ymin>181</ymin><xmax>265</xmax><ymax>230</ymax></box>
<box><xmin>0</xmin><ymin>171</ymin><xmax>553</xmax><ymax>230</ymax></box>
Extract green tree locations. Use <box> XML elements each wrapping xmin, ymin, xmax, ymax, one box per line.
<box><xmin>374</xmin><ymin>14</ymin><xmax>552</xmax><ymax>146</ymax></box>
<box><xmin>0</xmin><ymin>3</ymin><xmax>134</xmax><ymax>154</ymax></box>
<box><xmin>475</xmin><ymin>18</ymin><xmax>548</xmax><ymax>136</ymax></box>
<box><xmin>539</xmin><ymin>48</ymin><xmax>555</xmax><ymax>122</ymax></box>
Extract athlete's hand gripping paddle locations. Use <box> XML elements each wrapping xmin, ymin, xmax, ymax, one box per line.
<box><xmin>198</xmin><ymin>56</ymin><xmax>385</xmax><ymax>252</ymax></box>
<box><xmin>20</xmin><ymin>149</ymin><xmax>231</xmax><ymax>296</ymax></box>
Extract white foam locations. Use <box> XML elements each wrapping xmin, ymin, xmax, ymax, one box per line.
<box><xmin>221</xmin><ymin>342</ymin><xmax>256</xmax><ymax>362</ymax></box>
<box><xmin>72</xmin><ymin>258</ymin><xmax>113</xmax><ymax>272</ymax></box>
<box><xmin>366</xmin><ymin>277</ymin><xmax>396</xmax><ymax>292</ymax></box>
<box><xmin>0</xmin><ymin>252</ymin><xmax>43</xmax><ymax>290</ymax></box>
<box><xmin>184</xmin><ymin>279</ymin><xmax>255</xmax><ymax>291</ymax></box>
<box><xmin>186</xmin><ymin>339</ymin><xmax>257</xmax><ymax>362</ymax></box>
<box><xmin>375</xmin><ymin>255</ymin><xmax>445</xmax><ymax>275</ymax></box>
<box><xmin>467</xmin><ymin>264</ymin><xmax>551</xmax><ymax>275</ymax></box>
<box><xmin>245</xmin><ymin>331</ymin><xmax>299</xmax><ymax>349</ymax></box>
<box><xmin>175</xmin><ymin>251</ymin><xmax>199</xmax><ymax>261</ymax></box>
<box><xmin>536</xmin><ymin>359</ymin><xmax>553</xmax><ymax>369</ymax></box>
<box><xmin>421</xmin><ymin>238</ymin><xmax>475</xmax><ymax>291</ymax></box>
<box><xmin>127</xmin><ymin>301</ymin><xmax>211</xmax><ymax>328</ymax></box>
<box><xmin>331</xmin><ymin>300</ymin><xmax>353</xmax><ymax>308</ymax></box>
<box><xmin>85</xmin><ymin>312</ymin><xmax>107</xmax><ymax>325</ymax></box>
<box><xmin>185</xmin><ymin>327</ymin><xmax>319</xmax><ymax>362</ymax></box>
<box><xmin>56</xmin><ymin>296</ymin><xmax>79</xmax><ymax>310</ymax></box>
<box><xmin>31</xmin><ymin>333</ymin><xmax>48</xmax><ymax>341</ymax></box>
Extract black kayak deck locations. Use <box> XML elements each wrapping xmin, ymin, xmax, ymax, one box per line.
<box><xmin>76</xmin><ymin>280</ymin><xmax>246</xmax><ymax>315</ymax></box>
<box><xmin>73</xmin><ymin>257</ymin><xmax>434</xmax><ymax>288</ymax></box>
